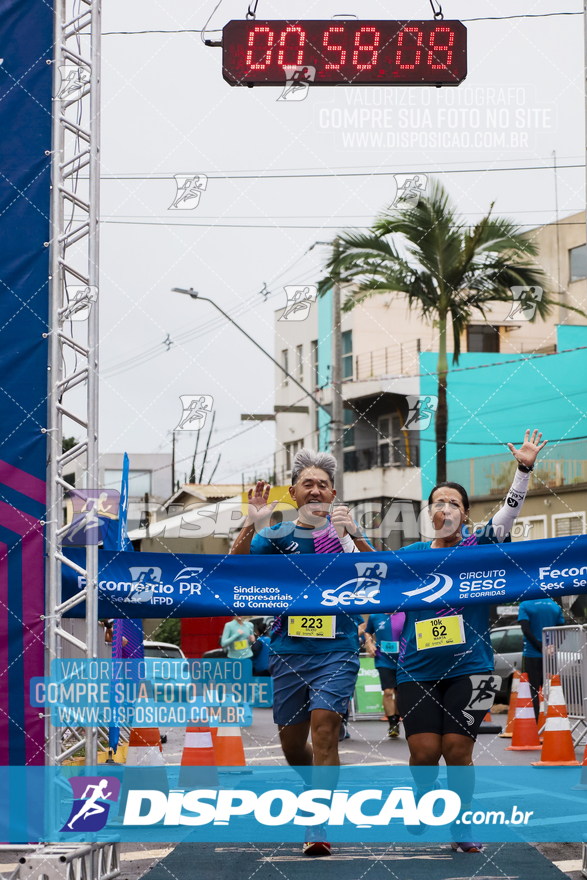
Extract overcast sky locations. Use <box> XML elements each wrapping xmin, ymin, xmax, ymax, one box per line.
<box><xmin>95</xmin><ymin>0</ymin><xmax>585</xmax><ymax>486</ymax></box>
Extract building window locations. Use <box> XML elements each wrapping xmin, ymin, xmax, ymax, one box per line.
<box><xmin>552</xmin><ymin>513</ymin><xmax>586</xmax><ymax>537</ymax></box>
<box><xmin>343</xmin><ymin>408</ymin><xmax>355</xmax><ymax>448</ymax></box>
<box><xmin>311</xmin><ymin>339</ymin><xmax>319</xmax><ymax>388</ymax></box>
<box><xmin>104</xmin><ymin>469</ymin><xmax>152</xmax><ymax>497</ymax></box>
<box><xmin>377</xmin><ymin>413</ymin><xmax>402</xmax><ymax>467</ymax></box>
<box><xmin>510</xmin><ymin>515</ymin><xmax>547</xmax><ymax>542</ymax></box>
<box><xmin>342</xmin><ymin>330</ymin><xmax>353</xmax><ymax>380</ymax></box>
<box><xmin>296</xmin><ymin>344</ymin><xmax>303</xmax><ymax>382</ymax></box>
<box><xmin>282</xmin><ymin>349</ymin><xmax>289</xmax><ymax>385</ymax></box>
<box><xmin>467</xmin><ymin>325</ymin><xmax>500</xmax><ymax>353</ymax></box>
<box><xmin>284</xmin><ymin>440</ymin><xmax>303</xmax><ymax>475</ymax></box>
<box><xmin>569</xmin><ymin>244</ymin><xmax>587</xmax><ymax>282</ymax></box>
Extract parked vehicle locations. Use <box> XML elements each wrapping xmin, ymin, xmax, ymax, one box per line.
<box><xmin>143</xmin><ymin>640</ymin><xmax>186</xmax><ymax>660</ymax></box>
<box><xmin>490</xmin><ymin>624</ymin><xmax>524</xmax><ymax>700</ymax></box>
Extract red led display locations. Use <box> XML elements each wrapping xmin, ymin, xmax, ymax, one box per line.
<box><xmin>223</xmin><ymin>20</ymin><xmax>466</xmax><ymax>86</ymax></box>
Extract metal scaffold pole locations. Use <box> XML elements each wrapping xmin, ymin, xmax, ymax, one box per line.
<box><xmin>46</xmin><ymin>0</ymin><xmax>101</xmax><ymax>767</ymax></box>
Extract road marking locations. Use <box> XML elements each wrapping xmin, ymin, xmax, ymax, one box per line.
<box><xmin>553</xmin><ymin>860</ymin><xmax>583</xmax><ymax>872</ymax></box>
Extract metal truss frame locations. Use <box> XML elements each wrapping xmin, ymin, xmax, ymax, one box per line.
<box><xmin>46</xmin><ymin>0</ymin><xmax>101</xmax><ymax>767</ymax></box>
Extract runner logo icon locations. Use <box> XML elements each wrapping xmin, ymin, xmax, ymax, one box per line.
<box><xmin>124</xmin><ymin>566</ymin><xmax>162</xmax><ymax>604</ymax></box>
<box><xmin>61</xmin><ymin>776</ymin><xmax>121</xmax><ymax>832</ymax></box>
<box><xmin>321</xmin><ymin>562</ymin><xmax>387</xmax><ymax>607</ymax></box>
<box><xmin>402</xmin><ymin>572</ymin><xmax>453</xmax><ymax>603</ymax></box>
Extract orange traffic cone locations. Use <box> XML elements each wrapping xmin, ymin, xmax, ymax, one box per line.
<box><xmin>211</xmin><ymin>727</ymin><xmax>246</xmax><ymax>766</ymax></box>
<box><xmin>537</xmin><ymin>687</ymin><xmax>546</xmax><ymax>734</ymax></box>
<box><xmin>178</xmin><ymin>726</ymin><xmax>219</xmax><ymax>787</ymax></box>
<box><xmin>499</xmin><ymin>670</ymin><xmax>520</xmax><ymax>738</ymax></box>
<box><xmin>119</xmin><ymin>728</ymin><xmax>168</xmax><ymax>817</ymax></box>
<box><xmin>479</xmin><ymin>711</ymin><xmax>501</xmax><ymax>734</ymax></box>
<box><xmin>506</xmin><ymin>674</ymin><xmax>541</xmax><ymax>751</ymax></box>
<box><xmin>572</xmin><ymin>743</ymin><xmax>587</xmax><ymax>789</ymax></box>
<box><xmin>126</xmin><ymin>727</ymin><xmax>164</xmax><ymax>765</ymax></box>
<box><xmin>532</xmin><ymin>675</ymin><xmax>581</xmax><ymax>766</ymax></box>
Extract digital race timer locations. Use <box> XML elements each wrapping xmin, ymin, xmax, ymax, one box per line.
<box><xmin>222</xmin><ymin>20</ymin><xmax>467</xmax><ymax>87</ymax></box>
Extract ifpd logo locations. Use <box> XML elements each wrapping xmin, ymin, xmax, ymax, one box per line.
<box><xmin>322</xmin><ymin>562</ymin><xmax>388</xmax><ymax>607</ymax></box>
<box><xmin>61</xmin><ymin>776</ymin><xmax>120</xmax><ymax>832</ymax></box>
<box><xmin>402</xmin><ymin>572</ymin><xmax>453</xmax><ymax>603</ymax></box>
<box><xmin>124</xmin><ymin>566</ymin><xmax>162</xmax><ymax>604</ymax></box>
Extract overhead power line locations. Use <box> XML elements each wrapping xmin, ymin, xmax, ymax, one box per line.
<box><xmin>95</xmin><ymin>164</ymin><xmax>583</xmax><ymax>181</ymax></box>
<box><xmin>102</xmin><ymin>12</ymin><xmax>582</xmax><ymax>35</ymax></box>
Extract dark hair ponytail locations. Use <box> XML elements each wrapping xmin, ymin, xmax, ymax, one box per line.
<box><xmin>428</xmin><ymin>481</ymin><xmax>470</xmax><ymax>510</ymax></box>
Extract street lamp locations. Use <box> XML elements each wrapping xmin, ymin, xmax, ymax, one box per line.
<box><xmin>172</xmin><ymin>287</ymin><xmax>332</xmax><ymax>418</ymax></box>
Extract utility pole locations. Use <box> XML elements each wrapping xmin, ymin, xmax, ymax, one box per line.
<box><xmin>330</xmin><ymin>237</ymin><xmax>344</xmax><ymax>499</ymax></box>
<box><xmin>171</xmin><ymin>430</ymin><xmax>176</xmax><ymax>494</ymax></box>
<box><xmin>584</xmin><ymin>0</ymin><xmax>587</xmax><ymax>299</ymax></box>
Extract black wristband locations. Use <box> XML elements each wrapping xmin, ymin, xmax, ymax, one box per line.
<box><xmin>517</xmin><ymin>463</ymin><xmax>534</xmax><ymax>473</ymax></box>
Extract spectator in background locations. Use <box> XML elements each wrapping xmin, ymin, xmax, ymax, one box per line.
<box><xmin>365</xmin><ymin>612</ymin><xmax>405</xmax><ymax>738</ymax></box>
<box><xmin>252</xmin><ymin>622</ymin><xmax>271</xmax><ymax>676</ymax></box>
<box><xmin>518</xmin><ymin>598</ymin><xmax>565</xmax><ymax>720</ymax></box>
<box><xmin>221</xmin><ymin>615</ymin><xmax>255</xmax><ymax>660</ymax></box>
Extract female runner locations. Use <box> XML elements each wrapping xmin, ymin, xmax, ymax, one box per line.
<box><xmin>396</xmin><ymin>429</ymin><xmax>547</xmax><ymax>853</ymax></box>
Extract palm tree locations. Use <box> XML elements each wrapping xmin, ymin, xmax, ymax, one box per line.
<box><xmin>318</xmin><ymin>180</ymin><xmax>560</xmax><ymax>483</ymax></box>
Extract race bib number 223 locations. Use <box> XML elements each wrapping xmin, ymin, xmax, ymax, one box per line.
<box><xmin>288</xmin><ymin>616</ymin><xmax>336</xmax><ymax>638</ymax></box>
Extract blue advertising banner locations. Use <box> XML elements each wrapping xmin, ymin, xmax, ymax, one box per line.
<box><xmin>3</xmin><ymin>766</ymin><xmax>587</xmax><ymax>843</ymax></box>
<box><xmin>0</xmin><ymin>0</ymin><xmax>52</xmax><ymax>768</ymax></box>
<box><xmin>62</xmin><ymin>534</ymin><xmax>587</xmax><ymax>618</ymax></box>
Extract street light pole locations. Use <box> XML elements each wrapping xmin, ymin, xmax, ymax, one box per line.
<box><xmin>584</xmin><ymin>0</ymin><xmax>587</xmax><ymax>276</ymax></box>
<box><xmin>172</xmin><ymin>288</ymin><xmax>332</xmax><ymax>419</ymax></box>
<box><xmin>329</xmin><ymin>238</ymin><xmax>344</xmax><ymax>499</ymax></box>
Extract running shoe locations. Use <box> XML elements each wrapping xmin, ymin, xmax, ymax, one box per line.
<box><xmin>388</xmin><ymin>716</ymin><xmax>400</xmax><ymax>738</ymax></box>
<box><xmin>303</xmin><ymin>825</ymin><xmax>331</xmax><ymax>856</ymax></box>
<box><xmin>450</xmin><ymin>841</ymin><xmax>484</xmax><ymax>853</ymax></box>
<box><xmin>407</xmin><ymin>779</ymin><xmax>440</xmax><ymax>836</ymax></box>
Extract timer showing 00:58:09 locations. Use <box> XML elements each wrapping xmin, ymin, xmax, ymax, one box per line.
<box><xmin>222</xmin><ymin>20</ymin><xmax>467</xmax><ymax>86</ymax></box>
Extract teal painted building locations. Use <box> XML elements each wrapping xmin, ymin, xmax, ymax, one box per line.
<box><xmin>419</xmin><ymin>325</ymin><xmax>587</xmax><ymax>498</ymax></box>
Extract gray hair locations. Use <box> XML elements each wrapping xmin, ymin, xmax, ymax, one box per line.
<box><xmin>291</xmin><ymin>448</ymin><xmax>337</xmax><ymax>486</ymax></box>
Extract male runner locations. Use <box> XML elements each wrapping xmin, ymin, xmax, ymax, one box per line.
<box><xmin>518</xmin><ymin>597</ymin><xmax>564</xmax><ymax>720</ymax></box>
<box><xmin>231</xmin><ymin>448</ymin><xmax>373</xmax><ymax>856</ymax></box>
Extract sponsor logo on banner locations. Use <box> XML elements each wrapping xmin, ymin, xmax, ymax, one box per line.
<box><xmin>321</xmin><ymin>562</ymin><xmax>388</xmax><ymax>607</ymax></box>
<box><xmin>457</xmin><ymin>570</ymin><xmax>507</xmax><ymax>598</ymax></box>
<box><xmin>402</xmin><ymin>572</ymin><xmax>453</xmax><ymax>603</ymax></box>
<box><xmin>538</xmin><ymin>564</ymin><xmax>587</xmax><ymax>591</ymax></box>
<box><xmin>174</xmin><ymin>567</ymin><xmax>204</xmax><ymax>581</ymax></box>
<box><xmin>62</xmin><ymin>776</ymin><xmax>121</xmax><ymax>832</ymax></box>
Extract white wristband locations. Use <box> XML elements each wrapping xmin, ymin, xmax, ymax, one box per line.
<box><xmin>340</xmin><ymin>532</ymin><xmax>359</xmax><ymax>553</ymax></box>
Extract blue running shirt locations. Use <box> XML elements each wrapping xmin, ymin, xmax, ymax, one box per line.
<box><xmin>250</xmin><ymin>520</ymin><xmax>363</xmax><ymax>655</ymax></box>
<box><xmin>396</xmin><ymin>521</ymin><xmax>506</xmax><ymax>684</ymax></box>
<box><xmin>518</xmin><ymin>598</ymin><xmax>564</xmax><ymax>658</ymax></box>
<box><xmin>366</xmin><ymin>613</ymin><xmax>405</xmax><ymax>670</ymax></box>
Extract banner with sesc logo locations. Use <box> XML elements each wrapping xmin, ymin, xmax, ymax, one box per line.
<box><xmin>61</xmin><ymin>534</ymin><xmax>587</xmax><ymax>618</ymax></box>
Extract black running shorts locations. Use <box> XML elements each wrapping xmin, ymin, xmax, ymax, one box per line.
<box><xmin>397</xmin><ymin>675</ymin><xmax>494</xmax><ymax>739</ymax></box>
<box><xmin>377</xmin><ymin>666</ymin><xmax>397</xmax><ymax>691</ymax></box>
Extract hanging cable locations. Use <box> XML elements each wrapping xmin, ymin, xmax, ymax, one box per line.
<box><xmin>201</xmin><ymin>0</ymin><xmax>225</xmax><ymax>45</ymax></box>
<box><xmin>246</xmin><ymin>0</ymin><xmax>260</xmax><ymax>20</ymax></box>
<box><xmin>429</xmin><ymin>0</ymin><xmax>444</xmax><ymax>20</ymax></box>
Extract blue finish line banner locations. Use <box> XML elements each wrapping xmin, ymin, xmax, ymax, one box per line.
<box><xmin>4</xmin><ymin>766</ymin><xmax>587</xmax><ymax>843</ymax></box>
<box><xmin>62</xmin><ymin>534</ymin><xmax>587</xmax><ymax>618</ymax></box>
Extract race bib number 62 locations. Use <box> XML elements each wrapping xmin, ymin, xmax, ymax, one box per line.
<box><xmin>415</xmin><ymin>615</ymin><xmax>466</xmax><ymax>651</ymax></box>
